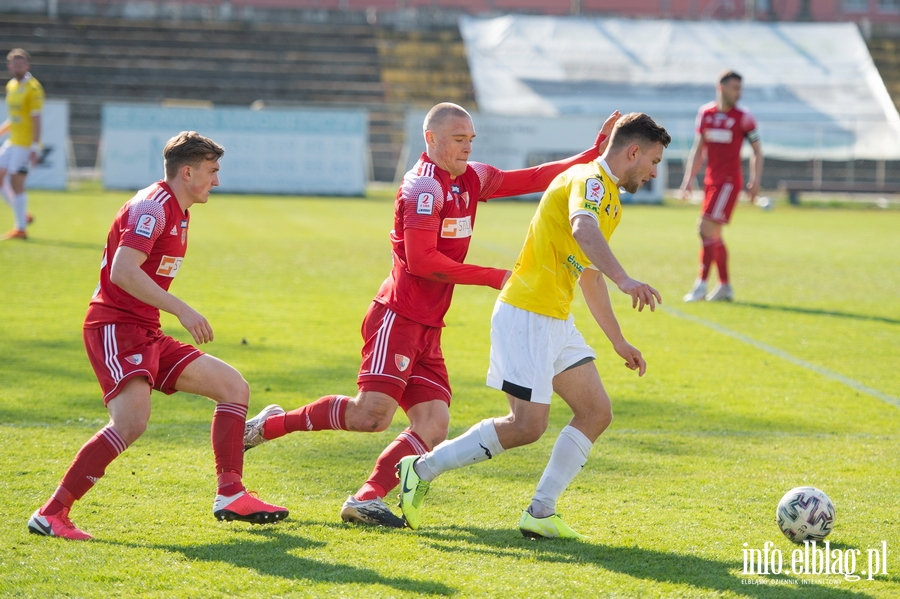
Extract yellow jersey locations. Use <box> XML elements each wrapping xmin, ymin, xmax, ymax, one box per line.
<box><xmin>5</xmin><ymin>73</ymin><xmax>44</xmax><ymax>147</ymax></box>
<box><xmin>498</xmin><ymin>159</ymin><xmax>622</xmax><ymax>319</ymax></box>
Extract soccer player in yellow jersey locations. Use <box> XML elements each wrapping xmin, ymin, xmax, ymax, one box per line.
<box><xmin>0</xmin><ymin>48</ymin><xmax>43</xmax><ymax>240</ymax></box>
<box><xmin>399</xmin><ymin>113</ymin><xmax>670</xmax><ymax>538</ymax></box>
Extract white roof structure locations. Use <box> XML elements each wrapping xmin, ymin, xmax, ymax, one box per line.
<box><xmin>459</xmin><ymin>15</ymin><xmax>900</xmax><ymax>160</ymax></box>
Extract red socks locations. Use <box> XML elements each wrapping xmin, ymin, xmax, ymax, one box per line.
<box><xmin>700</xmin><ymin>237</ymin><xmax>717</xmax><ymax>281</ymax></box>
<box><xmin>42</xmin><ymin>426</ymin><xmax>128</xmax><ymax>516</ymax></box>
<box><xmin>700</xmin><ymin>237</ymin><xmax>728</xmax><ymax>284</ymax></box>
<box><xmin>263</xmin><ymin>395</ymin><xmax>349</xmax><ymax>439</ymax></box>
<box><xmin>714</xmin><ymin>239</ymin><xmax>729</xmax><ymax>284</ymax></box>
<box><xmin>212</xmin><ymin>403</ymin><xmax>248</xmax><ymax>496</ymax></box>
<box><xmin>356</xmin><ymin>429</ymin><xmax>430</xmax><ymax>501</ymax></box>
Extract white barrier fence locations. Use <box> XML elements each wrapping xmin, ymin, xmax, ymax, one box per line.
<box><xmin>101</xmin><ymin>104</ymin><xmax>368</xmax><ymax>196</ymax></box>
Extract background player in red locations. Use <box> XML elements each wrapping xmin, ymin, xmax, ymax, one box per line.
<box><xmin>680</xmin><ymin>70</ymin><xmax>764</xmax><ymax>302</ymax></box>
<box><xmin>27</xmin><ymin>131</ymin><xmax>287</xmax><ymax>540</ymax></box>
<box><xmin>243</xmin><ymin>103</ymin><xmax>621</xmax><ymax>528</ymax></box>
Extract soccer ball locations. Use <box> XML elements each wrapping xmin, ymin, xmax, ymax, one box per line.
<box><xmin>757</xmin><ymin>196</ymin><xmax>773</xmax><ymax>210</ymax></box>
<box><xmin>776</xmin><ymin>486</ymin><xmax>835</xmax><ymax>543</ymax></box>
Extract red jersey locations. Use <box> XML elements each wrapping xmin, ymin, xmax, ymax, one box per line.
<box><xmin>85</xmin><ymin>182</ymin><xmax>189</xmax><ymax>330</ymax></box>
<box><xmin>376</xmin><ymin>144</ymin><xmax>602</xmax><ymax>328</ymax></box>
<box><xmin>696</xmin><ymin>102</ymin><xmax>759</xmax><ymax>187</ymax></box>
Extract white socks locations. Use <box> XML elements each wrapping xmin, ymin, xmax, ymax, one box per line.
<box><xmin>13</xmin><ymin>192</ymin><xmax>27</xmax><ymax>231</ymax></box>
<box><xmin>415</xmin><ymin>419</ymin><xmax>505</xmax><ymax>482</ymax></box>
<box><xmin>530</xmin><ymin>425</ymin><xmax>593</xmax><ymax>517</ymax></box>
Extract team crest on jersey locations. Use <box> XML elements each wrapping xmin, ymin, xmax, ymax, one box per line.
<box><xmin>124</xmin><ymin>354</ymin><xmax>143</xmax><ymax>365</ymax></box>
<box><xmin>451</xmin><ymin>184</ymin><xmax>460</xmax><ymax>194</ymax></box>
<box><xmin>417</xmin><ymin>192</ymin><xmax>434</xmax><ymax>215</ymax></box>
<box><xmin>395</xmin><ymin>354</ymin><xmax>410</xmax><ymax>372</ymax></box>
<box><xmin>135</xmin><ymin>214</ymin><xmax>156</xmax><ymax>239</ymax></box>
<box><xmin>156</xmin><ymin>255</ymin><xmax>183</xmax><ymax>278</ymax></box>
<box><xmin>585</xmin><ymin>178</ymin><xmax>605</xmax><ymax>204</ymax></box>
<box><xmin>441</xmin><ymin>216</ymin><xmax>473</xmax><ymax>238</ymax></box>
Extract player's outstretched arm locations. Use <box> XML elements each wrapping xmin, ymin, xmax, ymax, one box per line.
<box><xmin>484</xmin><ymin>111</ymin><xmax>622</xmax><ymax>200</ymax></box>
<box><xmin>579</xmin><ymin>268</ymin><xmax>647</xmax><ymax>376</ymax></box>
<box><xmin>571</xmin><ymin>215</ymin><xmax>662</xmax><ymax>312</ymax></box>
<box><xmin>110</xmin><ymin>246</ymin><xmax>214</xmax><ymax>344</ymax></box>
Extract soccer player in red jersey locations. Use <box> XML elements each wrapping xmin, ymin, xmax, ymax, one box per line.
<box><xmin>27</xmin><ymin>132</ymin><xmax>288</xmax><ymax>541</ymax></box>
<box><xmin>244</xmin><ymin>103</ymin><xmax>621</xmax><ymax>527</ymax></box>
<box><xmin>680</xmin><ymin>70</ymin><xmax>764</xmax><ymax>302</ymax></box>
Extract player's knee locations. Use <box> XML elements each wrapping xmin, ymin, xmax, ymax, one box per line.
<box><xmin>232</xmin><ymin>377</ymin><xmax>251</xmax><ymax>406</ymax></box>
<box><xmin>113</xmin><ymin>417</ymin><xmax>148</xmax><ymax>445</ymax></box>
<box><xmin>515</xmin><ymin>418</ymin><xmax>548</xmax><ymax>446</ymax></box>
<box><xmin>350</xmin><ymin>405</ymin><xmax>393</xmax><ymax>433</ymax></box>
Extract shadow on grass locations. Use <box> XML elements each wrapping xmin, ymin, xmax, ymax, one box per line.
<box><xmin>105</xmin><ymin>527</ymin><xmax>455</xmax><ymax>596</ymax></box>
<box><xmin>733</xmin><ymin>301</ymin><xmax>900</xmax><ymax>327</ymax></box>
<box><xmin>415</xmin><ymin>526</ymin><xmax>875</xmax><ymax>598</ymax></box>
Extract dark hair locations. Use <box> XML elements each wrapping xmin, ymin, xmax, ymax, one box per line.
<box><xmin>719</xmin><ymin>70</ymin><xmax>742</xmax><ymax>85</ymax></box>
<box><xmin>608</xmin><ymin>112</ymin><xmax>671</xmax><ymax>152</ymax></box>
<box><xmin>163</xmin><ymin>131</ymin><xmax>224</xmax><ymax>179</ymax></box>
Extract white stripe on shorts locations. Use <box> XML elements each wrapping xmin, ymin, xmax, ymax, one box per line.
<box><xmin>103</xmin><ymin>324</ymin><xmax>124</xmax><ymax>382</ymax></box>
<box><xmin>712</xmin><ymin>182</ymin><xmax>733</xmax><ymax>221</ymax></box>
<box><xmin>371</xmin><ymin>308</ymin><xmax>396</xmax><ymax>374</ymax></box>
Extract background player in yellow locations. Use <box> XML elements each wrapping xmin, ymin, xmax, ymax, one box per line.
<box><xmin>399</xmin><ymin>113</ymin><xmax>670</xmax><ymax>538</ymax></box>
<box><xmin>0</xmin><ymin>48</ymin><xmax>43</xmax><ymax>240</ymax></box>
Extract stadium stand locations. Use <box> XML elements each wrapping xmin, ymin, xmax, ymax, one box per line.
<box><xmin>0</xmin><ymin>12</ymin><xmax>474</xmax><ymax>182</ymax></box>
<box><xmin>2</xmin><ymin>1</ymin><xmax>899</xmax><ymax>190</ymax></box>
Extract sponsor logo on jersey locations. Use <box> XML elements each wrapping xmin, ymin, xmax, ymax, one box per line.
<box><xmin>441</xmin><ymin>216</ymin><xmax>473</xmax><ymax>238</ymax></box>
<box><xmin>170</xmin><ymin>225</ymin><xmax>178</xmax><ymax>236</ymax></box>
<box><xmin>395</xmin><ymin>354</ymin><xmax>410</xmax><ymax>372</ymax></box>
<box><xmin>705</xmin><ymin>128</ymin><xmax>734</xmax><ymax>144</ymax></box>
<box><xmin>585</xmin><ymin>178</ymin><xmax>604</xmax><ymax>203</ymax></box>
<box><xmin>135</xmin><ymin>214</ymin><xmax>156</xmax><ymax>239</ymax></box>
<box><xmin>124</xmin><ymin>354</ymin><xmax>143</xmax><ymax>365</ymax></box>
<box><xmin>566</xmin><ymin>254</ymin><xmax>585</xmax><ymax>274</ymax></box>
<box><xmin>581</xmin><ymin>201</ymin><xmax>600</xmax><ymax>215</ymax></box>
<box><xmin>156</xmin><ymin>255</ymin><xmax>183</xmax><ymax>278</ymax></box>
<box><xmin>417</xmin><ymin>192</ymin><xmax>434</xmax><ymax>215</ymax></box>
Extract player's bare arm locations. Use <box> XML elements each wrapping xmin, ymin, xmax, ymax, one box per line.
<box><xmin>679</xmin><ymin>134</ymin><xmax>706</xmax><ymax>201</ymax></box>
<box><xmin>578</xmin><ymin>268</ymin><xmax>647</xmax><ymax>376</ymax></box>
<box><xmin>109</xmin><ymin>245</ymin><xmax>213</xmax><ymax>344</ymax></box>
<box><xmin>570</xmin><ymin>214</ymin><xmax>662</xmax><ymax>312</ymax></box>
<box><xmin>28</xmin><ymin>114</ymin><xmax>42</xmax><ymax>166</ymax></box>
<box><xmin>746</xmin><ymin>138</ymin><xmax>764</xmax><ymax>203</ymax></box>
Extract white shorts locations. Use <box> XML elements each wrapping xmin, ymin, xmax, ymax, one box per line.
<box><xmin>486</xmin><ymin>300</ymin><xmax>596</xmax><ymax>405</ymax></box>
<box><xmin>0</xmin><ymin>141</ymin><xmax>31</xmax><ymax>175</ymax></box>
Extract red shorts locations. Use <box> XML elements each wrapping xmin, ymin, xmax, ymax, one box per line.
<box><xmin>83</xmin><ymin>323</ymin><xmax>203</xmax><ymax>404</ymax></box>
<box><xmin>702</xmin><ymin>179</ymin><xmax>741</xmax><ymax>224</ymax></box>
<box><xmin>357</xmin><ymin>301</ymin><xmax>451</xmax><ymax>412</ymax></box>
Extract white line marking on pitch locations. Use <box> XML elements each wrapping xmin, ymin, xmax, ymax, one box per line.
<box><xmin>663</xmin><ymin>306</ymin><xmax>900</xmax><ymax>409</ymax></box>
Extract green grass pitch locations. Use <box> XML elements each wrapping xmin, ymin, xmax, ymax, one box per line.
<box><xmin>1</xmin><ymin>185</ymin><xmax>899</xmax><ymax>598</ymax></box>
